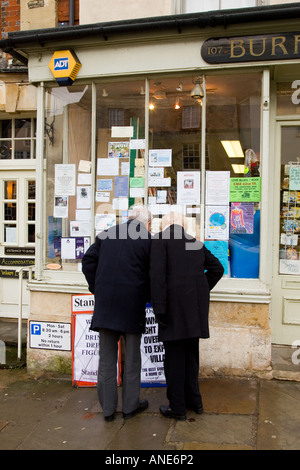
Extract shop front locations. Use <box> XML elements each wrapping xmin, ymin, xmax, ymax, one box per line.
<box><xmin>1</xmin><ymin>8</ymin><xmax>300</xmax><ymax>377</ymax></box>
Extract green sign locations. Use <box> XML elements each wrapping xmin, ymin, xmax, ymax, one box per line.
<box><xmin>130</xmin><ymin>177</ymin><xmax>145</xmax><ymax>188</ymax></box>
<box><xmin>230</xmin><ymin>177</ymin><xmax>261</xmax><ymax>202</ymax></box>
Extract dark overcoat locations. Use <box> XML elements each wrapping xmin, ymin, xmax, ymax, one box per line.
<box><xmin>82</xmin><ymin>219</ymin><xmax>151</xmax><ymax>334</ymax></box>
<box><xmin>150</xmin><ymin>224</ymin><xmax>224</xmax><ymax>342</ymax></box>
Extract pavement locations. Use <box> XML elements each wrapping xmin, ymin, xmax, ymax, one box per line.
<box><xmin>1</xmin><ymin>320</ymin><xmax>300</xmax><ymax>453</ymax></box>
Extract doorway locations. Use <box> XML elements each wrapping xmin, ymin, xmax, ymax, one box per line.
<box><xmin>272</xmin><ymin>121</ymin><xmax>300</xmax><ymax>346</ymax></box>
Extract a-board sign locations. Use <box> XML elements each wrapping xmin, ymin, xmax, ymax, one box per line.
<box><xmin>141</xmin><ymin>304</ymin><xmax>166</xmax><ymax>386</ymax></box>
<box><xmin>71</xmin><ymin>295</ymin><xmax>165</xmax><ymax>387</ymax></box>
<box><xmin>71</xmin><ymin>294</ymin><xmax>121</xmax><ymax>387</ymax></box>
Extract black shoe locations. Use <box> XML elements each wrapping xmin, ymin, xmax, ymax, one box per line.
<box><xmin>193</xmin><ymin>405</ymin><xmax>204</xmax><ymax>414</ymax></box>
<box><xmin>104</xmin><ymin>413</ymin><xmax>115</xmax><ymax>422</ymax></box>
<box><xmin>159</xmin><ymin>405</ymin><xmax>186</xmax><ymax>421</ymax></box>
<box><xmin>186</xmin><ymin>401</ymin><xmax>204</xmax><ymax>414</ymax></box>
<box><xmin>123</xmin><ymin>399</ymin><xmax>149</xmax><ymax>419</ymax></box>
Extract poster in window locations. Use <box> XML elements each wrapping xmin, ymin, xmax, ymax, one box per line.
<box><xmin>229</xmin><ymin>177</ymin><xmax>261</xmax><ymax>202</ymax></box>
<box><xmin>205</xmin><ymin>205</ymin><xmax>229</xmax><ymax>240</ymax></box>
<box><xmin>177</xmin><ymin>171</ymin><xmax>200</xmax><ymax>205</ymax></box>
<box><xmin>206</xmin><ymin>171</ymin><xmax>230</xmax><ymax>206</ymax></box>
<box><xmin>230</xmin><ymin>203</ymin><xmax>254</xmax><ymax>234</ymax></box>
<box><xmin>55</xmin><ymin>164</ymin><xmax>76</xmax><ymax>196</ymax></box>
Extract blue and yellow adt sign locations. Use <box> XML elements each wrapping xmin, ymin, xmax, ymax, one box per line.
<box><xmin>49</xmin><ymin>50</ymin><xmax>81</xmax><ymax>86</ymax></box>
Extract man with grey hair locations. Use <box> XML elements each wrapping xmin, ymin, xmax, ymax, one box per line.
<box><xmin>82</xmin><ymin>206</ymin><xmax>152</xmax><ymax>421</ymax></box>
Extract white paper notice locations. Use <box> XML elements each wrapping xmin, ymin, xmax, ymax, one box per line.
<box><xmin>55</xmin><ymin>164</ymin><xmax>76</xmax><ymax>196</ymax></box>
<box><xmin>111</xmin><ymin>126</ymin><xmax>134</xmax><ymax>138</ymax></box>
<box><xmin>95</xmin><ymin>192</ymin><xmax>110</xmax><ymax>203</ymax></box>
<box><xmin>149</xmin><ymin>149</ymin><xmax>172</xmax><ymax>167</ymax></box>
<box><xmin>130</xmin><ymin>187</ymin><xmax>145</xmax><ymax>198</ymax></box>
<box><xmin>97</xmin><ymin>158</ymin><xmax>119</xmax><ymax>176</ymax></box>
<box><xmin>206</xmin><ymin>171</ymin><xmax>230</xmax><ymax>206</ymax></box>
<box><xmin>78</xmin><ymin>173</ymin><xmax>92</xmax><ymax>185</ymax></box>
<box><xmin>130</xmin><ymin>139</ymin><xmax>146</xmax><ymax>149</ymax></box>
<box><xmin>177</xmin><ymin>171</ymin><xmax>200</xmax><ymax>205</ymax></box>
<box><xmin>78</xmin><ymin>160</ymin><xmax>92</xmax><ymax>173</ymax></box>
<box><xmin>54</xmin><ymin>196</ymin><xmax>68</xmax><ymax>218</ymax></box>
<box><xmin>113</xmin><ymin>198</ymin><xmax>129</xmax><ymax>210</ymax></box>
<box><xmin>77</xmin><ymin>186</ymin><xmax>91</xmax><ymax>209</ymax></box>
<box><xmin>61</xmin><ymin>237</ymin><xmax>76</xmax><ymax>259</ymax></box>
<box><xmin>76</xmin><ymin>210</ymin><xmax>91</xmax><ymax>221</ymax></box>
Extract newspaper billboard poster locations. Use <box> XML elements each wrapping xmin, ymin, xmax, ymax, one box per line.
<box><xmin>71</xmin><ymin>294</ymin><xmax>122</xmax><ymax>387</ymax></box>
<box><xmin>141</xmin><ymin>303</ymin><xmax>166</xmax><ymax>386</ymax></box>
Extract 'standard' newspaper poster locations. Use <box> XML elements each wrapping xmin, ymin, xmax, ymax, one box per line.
<box><xmin>71</xmin><ymin>294</ymin><xmax>122</xmax><ymax>387</ymax></box>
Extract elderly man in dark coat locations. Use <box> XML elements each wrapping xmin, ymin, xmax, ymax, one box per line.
<box><xmin>150</xmin><ymin>212</ymin><xmax>224</xmax><ymax>421</ymax></box>
<box><xmin>82</xmin><ymin>206</ymin><xmax>151</xmax><ymax>421</ymax></box>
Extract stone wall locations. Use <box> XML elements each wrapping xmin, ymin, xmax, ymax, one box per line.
<box><xmin>27</xmin><ymin>290</ymin><xmax>271</xmax><ymax>378</ymax></box>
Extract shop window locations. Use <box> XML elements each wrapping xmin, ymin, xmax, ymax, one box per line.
<box><xmin>205</xmin><ymin>73</ymin><xmax>261</xmax><ymax>278</ymax></box>
<box><xmin>45</xmin><ymin>84</ymin><xmax>92</xmax><ymax>269</ymax></box>
<box><xmin>0</xmin><ymin>118</ymin><xmax>36</xmax><ymax>160</ymax></box>
<box><xmin>44</xmin><ymin>74</ymin><xmax>262</xmax><ymax>280</ymax></box>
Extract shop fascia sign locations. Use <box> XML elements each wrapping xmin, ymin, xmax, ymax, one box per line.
<box><xmin>201</xmin><ymin>32</ymin><xmax>300</xmax><ymax>64</ymax></box>
<box><xmin>49</xmin><ymin>50</ymin><xmax>81</xmax><ymax>86</ymax></box>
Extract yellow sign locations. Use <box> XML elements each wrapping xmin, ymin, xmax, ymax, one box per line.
<box><xmin>49</xmin><ymin>50</ymin><xmax>81</xmax><ymax>86</ymax></box>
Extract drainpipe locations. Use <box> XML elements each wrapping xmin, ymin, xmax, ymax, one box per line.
<box><xmin>69</xmin><ymin>0</ymin><xmax>75</xmax><ymax>26</ymax></box>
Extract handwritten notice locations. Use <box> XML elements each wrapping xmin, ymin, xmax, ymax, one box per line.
<box><xmin>289</xmin><ymin>166</ymin><xmax>300</xmax><ymax>190</ymax></box>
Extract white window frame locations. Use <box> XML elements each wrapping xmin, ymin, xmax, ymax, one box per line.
<box><xmin>182</xmin><ymin>0</ymin><xmax>265</xmax><ymax>14</ymax></box>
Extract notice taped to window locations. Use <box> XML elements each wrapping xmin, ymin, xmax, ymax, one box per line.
<box><xmin>141</xmin><ymin>304</ymin><xmax>166</xmax><ymax>385</ymax></box>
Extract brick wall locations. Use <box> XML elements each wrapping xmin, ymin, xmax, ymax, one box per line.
<box><xmin>1</xmin><ymin>0</ymin><xmax>20</xmax><ymax>39</ymax></box>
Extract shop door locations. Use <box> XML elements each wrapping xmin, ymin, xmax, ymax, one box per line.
<box><xmin>272</xmin><ymin>122</ymin><xmax>300</xmax><ymax>345</ymax></box>
<box><xmin>0</xmin><ymin>171</ymin><xmax>36</xmax><ymax>319</ymax></box>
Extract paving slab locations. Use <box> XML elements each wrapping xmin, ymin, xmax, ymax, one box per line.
<box><xmin>257</xmin><ymin>380</ymin><xmax>300</xmax><ymax>450</ymax></box>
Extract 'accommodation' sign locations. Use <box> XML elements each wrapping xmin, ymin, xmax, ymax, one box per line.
<box><xmin>201</xmin><ymin>32</ymin><xmax>300</xmax><ymax>64</ymax></box>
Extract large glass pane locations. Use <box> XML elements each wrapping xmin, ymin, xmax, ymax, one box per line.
<box><xmin>148</xmin><ymin>76</ymin><xmax>202</xmax><ymax>237</ymax></box>
<box><xmin>205</xmin><ymin>73</ymin><xmax>262</xmax><ymax>279</ymax></box>
<box><xmin>45</xmin><ymin>84</ymin><xmax>92</xmax><ymax>269</ymax></box>
<box><xmin>95</xmin><ymin>80</ymin><xmax>146</xmax><ymax>234</ymax></box>
<box><xmin>279</xmin><ymin>126</ymin><xmax>300</xmax><ymax>275</ymax></box>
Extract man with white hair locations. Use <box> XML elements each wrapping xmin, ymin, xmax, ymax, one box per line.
<box><xmin>82</xmin><ymin>206</ymin><xmax>151</xmax><ymax>421</ymax></box>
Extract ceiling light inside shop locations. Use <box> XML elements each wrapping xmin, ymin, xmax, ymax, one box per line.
<box><xmin>231</xmin><ymin>164</ymin><xmax>245</xmax><ymax>174</ymax></box>
<box><xmin>149</xmin><ymin>103</ymin><xmax>155</xmax><ymax>110</ymax></box>
<box><xmin>191</xmin><ymin>78</ymin><xmax>204</xmax><ymax>99</ymax></box>
<box><xmin>221</xmin><ymin>140</ymin><xmax>244</xmax><ymax>159</ymax></box>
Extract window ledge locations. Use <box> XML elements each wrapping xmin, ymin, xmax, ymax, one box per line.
<box><xmin>28</xmin><ymin>273</ymin><xmax>271</xmax><ymax>303</ymax></box>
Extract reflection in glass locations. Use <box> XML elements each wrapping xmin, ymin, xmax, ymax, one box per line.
<box><xmin>4</xmin><ymin>181</ymin><xmax>17</xmax><ymax>200</ymax></box>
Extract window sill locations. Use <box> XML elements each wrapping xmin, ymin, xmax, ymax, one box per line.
<box><xmin>27</xmin><ymin>271</ymin><xmax>271</xmax><ymax>303</ymax></box>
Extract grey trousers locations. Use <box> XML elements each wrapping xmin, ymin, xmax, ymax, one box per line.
<box><xmin>98</xmin><ymin>328</ymin><xmax>142</xmax><ymax>417</ymax></box>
